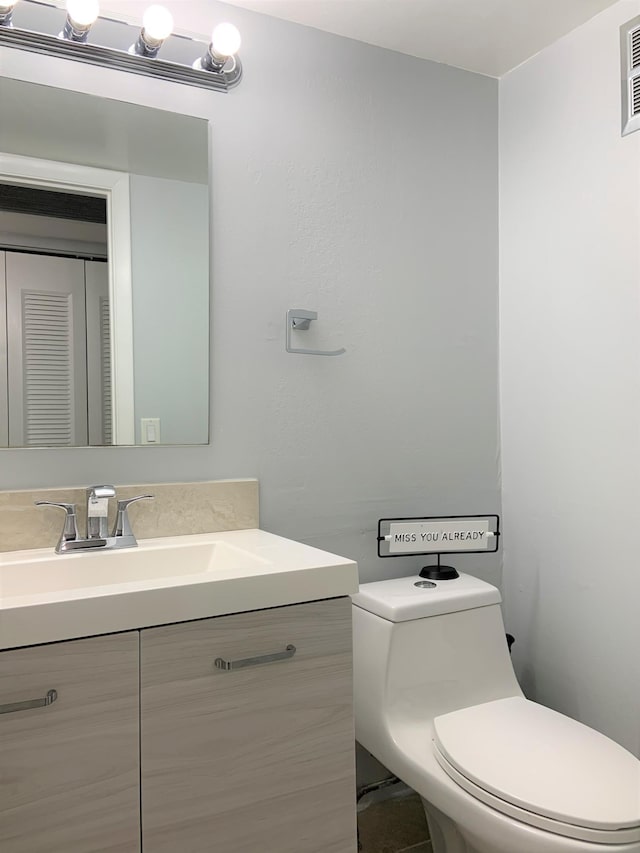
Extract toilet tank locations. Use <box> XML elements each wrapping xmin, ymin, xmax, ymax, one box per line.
<box><xmin>351</xmin><ymin>573</ymin><xmax>523</xmax><ymax>751</ymax></box>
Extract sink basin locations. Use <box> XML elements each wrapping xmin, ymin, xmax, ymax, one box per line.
<box><xmin>0</xmin><ymin>529</ymin><xmax>359</xmax><ymax>651</ymax></box>
<box><xmin>1</xmin><ymin>540</ymin><xmax>268</xmax><ymax>599</ymax></box>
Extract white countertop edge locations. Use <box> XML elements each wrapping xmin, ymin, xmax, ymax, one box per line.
<box><xmin>0</xmin><ymin>529</ymin><xmax>359</xmax><ymax>650</ymax></box>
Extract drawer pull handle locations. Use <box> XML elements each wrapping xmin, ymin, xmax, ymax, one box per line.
<box><xmin>214</xmin><ymin>644</ymin><xmax>296</xmax><ymax>671</ymax></box>
<box><xmin>0</xmin><ymin>689</ymin><xmax>58</xmax><ymax>715</ymax></box>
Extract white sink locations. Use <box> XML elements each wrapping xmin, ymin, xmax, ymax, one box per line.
<box><xmin>0</xmin><ymin>529</ymin><xmax>359</xmax><ymax>650</ymax></box>
<box><xmin>1</xmin><ymin>540</ymin><xmax>267</xmax><ymax>598</ymax></box>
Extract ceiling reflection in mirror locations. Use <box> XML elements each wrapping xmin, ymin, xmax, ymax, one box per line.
<box><xmin>0</xmin><ymin>77</ymin><xmax>210</xmax><ymax>447</ymax></box>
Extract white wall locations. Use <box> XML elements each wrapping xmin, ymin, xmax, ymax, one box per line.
<box><xmin>500</xmin><ymin>0</ymin><xmax>640</xmax><ymax>755</ymax></box>
<box><xmin>0</xmin><ymin>1</ymin><xmax>500</xmax><ymax>585</ymax></box>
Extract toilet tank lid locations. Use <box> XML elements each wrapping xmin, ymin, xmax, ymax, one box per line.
<box><xmin>351</xmin><ymin>573</ymin><xmax>501</xmax><ymax>621</ymax></box>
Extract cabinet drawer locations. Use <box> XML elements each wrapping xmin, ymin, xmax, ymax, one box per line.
<box><xmin>141</xmin><ymin>597</ymin><xmax>356</xmax><ymax>853</ymax></box>
<box><xmin>0</xmin><ymin>632</ymin><xmax>140</xmax><ymax>853</ymax></box>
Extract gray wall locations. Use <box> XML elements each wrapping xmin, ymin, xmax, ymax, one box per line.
<box><xmin>0</xmin><ymin>1</ymin><xmax>500</xmax><ymax>585</ymax></box>
<box><xmin>500</xmin><ymin>0</ymin><xmax>640</xmax><ymax>755</ymax></box>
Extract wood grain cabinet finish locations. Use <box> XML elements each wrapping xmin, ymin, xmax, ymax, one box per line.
<box><xmin>0</xmin><ymin>631</ymin><xmax>140</xmax><ymax>853</ymax></box>
<box><xmin>140</xmin><ymin>597</ymin><xmax>356</xmax><ymax>853</ymax></box>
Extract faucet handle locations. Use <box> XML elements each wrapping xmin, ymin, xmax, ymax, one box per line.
<box><xmin>35</xmin><ymin>500</ymin><xmax>76</xmax><ymax>511</ymax></box>
<box><xmin>34</xmin><ymin>501</ymin><xmax>79</xmax><ymax>552</ymax></box>
<box><xmin>112</xmin><ymin>495</ymin><xmax>154</xmax><ymax>539</ymax></box>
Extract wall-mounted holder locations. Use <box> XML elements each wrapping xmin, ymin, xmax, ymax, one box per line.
<box><xmin>285</xmin><ymin>309</ymin><xmax>346</xmax><ymax>356</ymax></box>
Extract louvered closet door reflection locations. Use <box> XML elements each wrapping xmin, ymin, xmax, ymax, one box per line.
<box><xmin>85</xmin><ymin>261</ymin><xmax>112</xmax><ymax>445</ymax></box>
<box><xmin>6</xmin><ymin>252</ymin><xmax>88</xmax><ymax>446</ymax></box>
<box><xmin>0</xmin><ymin>253</ymin><xmax>8</xmax><ymax>447</ymax></box>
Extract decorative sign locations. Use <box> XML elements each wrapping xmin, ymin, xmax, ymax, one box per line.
<box><xmin>377</xmin><ymin>515</ymin><xmax>500</xmax><ymax>558</ymax></box>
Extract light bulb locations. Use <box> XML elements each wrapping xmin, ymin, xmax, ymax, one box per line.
<box><xmin>0</xmin><ymin>0</ymin><xmax>18</xmax><ymax>24</ymax></box>
<box><xmin>142</xmin><ymin>4</ymin><xmax>173</xmax><ymax>42</ymax></box>
<box><xmin>66</xmin><ymin>0</ymin><xmax>99</xmax><ymax>27</ymax></box>
<box><xmin>211</xmin><ymin>22</ymin><xmax>241</xmax><ymax>58</ymax></box>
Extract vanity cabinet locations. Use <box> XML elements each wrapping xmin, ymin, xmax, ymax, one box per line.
<box><xmin>0</xmin><ymin>598</ymin><xmax>356</xmax><ymax>853</ymax></box>
<box><xmin>140</xmin><ymin>597</ymin><xmax>356</xmax><ymax>853</ymax></box>
<box><xmin>0</xmin><ymin>632</ymin><xmax>140</xmax><ymax>853</ymax></box>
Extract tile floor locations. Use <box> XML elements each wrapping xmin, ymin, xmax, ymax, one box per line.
<box><xmin>357</xmin><ymin>791</ymin><xmax>431</xmax><ymax>853</ymax></box>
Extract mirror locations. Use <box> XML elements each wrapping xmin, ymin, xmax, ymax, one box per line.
<box><xmin>0</xmin><ymin>77</ymin><xmax>210</xmax><ymax>447</ymax></box>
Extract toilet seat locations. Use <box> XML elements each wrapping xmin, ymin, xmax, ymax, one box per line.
<box><xmin>433</xmin><ymin>696</ymin><xmax>640</xmax><ymax>845</ymax></box>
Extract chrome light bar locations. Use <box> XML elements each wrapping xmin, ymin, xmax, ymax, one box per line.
<box><xmin>0</xmin><ymin>0</ymin><xmax>242</xmax><ymax>91</ymax></box>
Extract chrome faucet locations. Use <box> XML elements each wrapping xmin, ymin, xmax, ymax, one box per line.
<box><xmin>36</xmin><ymin>487</ymin><xmax>154</xmax><ymax>554</ymax></box>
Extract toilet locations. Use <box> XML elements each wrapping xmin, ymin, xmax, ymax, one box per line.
<box><xmin>352</xmin><ymin>573</ymin><xmax>640</xmax><ymax>853</ymax></box>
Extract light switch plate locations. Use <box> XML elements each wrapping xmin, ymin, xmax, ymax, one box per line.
<box><xmin>141</xmin><ymin>418</ymin><xmax>161</xmax><ymax>444</ymax></box>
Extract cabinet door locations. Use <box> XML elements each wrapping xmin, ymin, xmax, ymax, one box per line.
<box><xmin>0</xmin><ymin>632</ymin><xmax>140</xmax><ymax>853</ymax></box>
<box><xmin>141</xmin><ymin>598</ymin><xmax>356</xmax><ymax>853</ymax></box>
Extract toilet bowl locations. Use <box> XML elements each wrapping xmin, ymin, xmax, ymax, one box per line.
<box><xmin>351</xmin><ymin>573</ymin><xmax>640</xmax><ymax>853</ymax></box>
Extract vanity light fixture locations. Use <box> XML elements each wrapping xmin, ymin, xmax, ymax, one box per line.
<box><xmin>61</xmin><ymin>0</ymin><xmax>99</xmax><ymax>42</ymax></box>
<box><xmin>0</xmin><ymin>0</ymin><xmax>243</xmax><ymax>91</ymax></box>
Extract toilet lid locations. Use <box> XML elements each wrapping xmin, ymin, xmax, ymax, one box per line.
<box><xmin>433</xmin><ymin>697</ymin><xmax>640</xmax><ymax>834</ymax></box>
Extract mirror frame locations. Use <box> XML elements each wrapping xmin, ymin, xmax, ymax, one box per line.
<box><xmin>1</xmin><ymin>153</ymin><xmax>135</xmax><ymax>444</ymax></box>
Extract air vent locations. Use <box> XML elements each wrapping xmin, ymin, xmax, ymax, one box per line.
<box><xmin>621</xmin><ymin>17</ymin><xmax>640</xmax><ymax>135</ymax></box>
<box><xmin>0</xmin><ymin>184</ymin><xmax>106</xmax><ymax>223</ymax></box>
<box><xmin>633</xmin><ymin>26</ymin><xmax>640</xmax><ymax>69</ymax></box>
